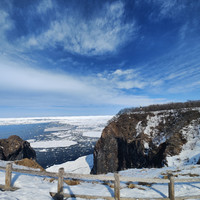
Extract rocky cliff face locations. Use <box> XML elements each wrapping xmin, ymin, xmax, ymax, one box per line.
<box><xmin>91</xmin><ymin>107</ymin><xmax>200</xmax><ymax>174</ymax></box>
<box><xmin>0</xmin><ymin>135</ymin><xmax>36</xmax><ymax>161</ymax></box>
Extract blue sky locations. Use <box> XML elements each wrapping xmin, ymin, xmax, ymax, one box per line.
<box><xmin>0</xmin><ymin>0</ymin><xmax>200</xmax><ymax>117</ymax></box>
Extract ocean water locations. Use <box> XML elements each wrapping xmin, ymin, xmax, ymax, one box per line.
<box><xmin>0</xmin><ymin>122</ymin><xmax>99</xmax><ymax>168</ymax></box>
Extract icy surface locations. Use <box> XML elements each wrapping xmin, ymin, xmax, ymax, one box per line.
<box><xmin>82</xmin><ymin>131</ymin><xmax>102</xmax><ymax>138</ymax></box>
<box><xmin>0</xmin><ymin>116</ymin><xmax>112</xmax><ymax>126</ymax></box>
<box><xmin>30</xmin><ymin>139</ymin><xmax>77</xmax><ymax>148</ymax></box>
<box><xmin>0</xmin><ymin>116</ymin><xmax>112</xmax><ymax>168</ymax></box>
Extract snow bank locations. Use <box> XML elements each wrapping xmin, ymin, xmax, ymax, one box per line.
<box><xmin>46</xmin><ymin>154</ymin><xmax>93</xmax><ymax>174</ymax></box>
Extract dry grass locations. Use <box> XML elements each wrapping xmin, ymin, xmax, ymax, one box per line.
<box><xmin>127</xmin><ymin>183</ymin><xmax>137</xmax><ymax>189</ymax></box>
<box><xmin>161</xmin><ymin>171</ymin><xmax>199</xmax><ymax>178</ymax></box>
<box><xmin>64</xmin><ymin>179</ymin><xmax>81</xmax><ymax>186</ymax></box>
<box><xmin>43</xmin><ymin>178</ymin><xmax>81</xmax><ymax>185</ymax></box>
<box><xmin>126</xmin><ymin>182</ymin><xmax>146</xmax><ymax>190</ymax></box>
<box><xmin>43</xmin><ymin>177</ymin><xmax>55</xmax><ymax>183</ymax></box>
<box><xmin>14</xmin><ymin>158</ymin><xmax>45</xmax><ymax>171</ymax></box>
<box><xmin>103</xmin><ymin>181</ymin><xmax>114</xmax><ymax>188</ymax></box>
<box><xmin>138</xmin><ymin>182</ymin><xmax>152</xmax><ymax>187</ymax></box>
<box><xmin>180</xmin><ymin>173</ymin><xmax>199</xmax><ymax>177</ymax></box>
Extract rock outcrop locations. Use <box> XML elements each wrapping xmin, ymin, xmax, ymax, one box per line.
<box><xmin>0</xmin><ymin>135</ymin><xmax>36</xmax><ymax>161</ymax></box>
<box><xmin>91</xmin><ymin>104</ymin><xmax>200</xmax><ymax>174</ymax></box>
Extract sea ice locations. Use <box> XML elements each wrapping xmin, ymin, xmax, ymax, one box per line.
<box><xmin>30</xmin><ymin>139</ymin><xmax>77</xmax><ymax>148</ymax></box>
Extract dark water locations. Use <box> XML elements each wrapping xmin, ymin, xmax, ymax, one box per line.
<box><xmin>0</xmin><ymin>123</ymin><xmax>47</xmax><ymax>140</ymax></box>
<box><xmin>36</xmin><ymin>142</ymin><xmax>95</xmax><ymax>168</ymax></box>
<box><xmin>0</xmin><ymin>123</ymin><xmax>97</xmax><ymax>168</ymax></box>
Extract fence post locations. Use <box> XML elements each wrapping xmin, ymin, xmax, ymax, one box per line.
<box><xmin>56</xmin><ymin>167</ymin><xmax>64</xmax><ymax>200</ymax></box>
<box><xmin>114</xmin><ymin>173</ymin><xmax>120</xmax><ymax>200</ymax></box>
<box><xmin>168</xmin><ymin>175</ymin><xmax>175</xmax><ymax>200</ymax></box>
<box><xmin>5</xmin><ymin>163</ymin><xmax>12</xmax><ymax>190</ymax></box>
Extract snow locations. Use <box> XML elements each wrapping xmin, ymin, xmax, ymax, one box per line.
<box><xmin>50</xmin><ymin>132</ymin><xmax>71</xmax><ymax>138</ymax></box>
<box><xmin>46</xmin><ymin>154</ymin><xmax>93</xmax><ymax>174</ymax></box>
<box><xmin>153</xmin><ymin>132</ymin><xmax>167</xmax><ymax>147</ymax></box>
<box><xmin>167</xmin><ymin>121</ymin><xmax>200</xmax><ymax>166</ymax></box>
<box><xmin>143</xmin><ymin>141</ymin><xmax>149</xmax><ymax>149</ymax></box>
<box><xmin>144</xmin><ymin>114</ymin><xmax>163</xmax><ymax>136</ymax></box>
<box><xmin>135</xmin><ymin>121</ymin><xmax>143</xmax><ymax>137</ymax></box>
<box><xmin>30</xmin><ymin>139</ymin><xmax>77</xmax><ymax>148</ymax></box>
<box><xmin>82</xmin><ymin>131</ymin><xmax>102</xmax><ymax>138</ymax></box>
<box><xmin>39</xmin><ymin>149</ymin><xmax>48</xmax><ymax>152</ymax></box>
<box><xmin>1</xmin><ymin>156</ymin><xmax>200</xmax><ymax>200</ymax></box>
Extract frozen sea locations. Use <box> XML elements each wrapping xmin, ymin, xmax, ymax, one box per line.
<box><xmin>0</xmin><ymin>116</ymin><xmax>112</xmax><ymax>168</ymax></box>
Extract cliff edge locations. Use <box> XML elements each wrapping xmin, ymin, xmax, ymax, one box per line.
<box><xmin>91</xmin><ymin>101</ymin><xmax>200</xmax><ymax>174</ymax></box>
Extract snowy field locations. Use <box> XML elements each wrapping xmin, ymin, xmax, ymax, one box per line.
<box><xmin>0</xmin><ymin>155</ymin><xmax>200</xmax><ymax>200</ymax></box>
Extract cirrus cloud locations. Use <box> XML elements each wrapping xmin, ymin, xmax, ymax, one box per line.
<box><xmin>19</xmin><ymin>1</ymin><xmax>136</xmax><ymax>56</ymax></box>
<box><xmin>0</xmin><ymin>55</ymin><xmax>164</xmax><ymax>108</ymax></box>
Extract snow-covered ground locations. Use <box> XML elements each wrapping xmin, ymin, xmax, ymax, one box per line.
<box><xmin>46</xmin><ymin>154</ymin><xmax>93</xmax><ymax>174</ymax></box>
<box><xmin>0</xmin><ymin>155</ymin><xmax>200</xmax><ymax>200</ymax></box>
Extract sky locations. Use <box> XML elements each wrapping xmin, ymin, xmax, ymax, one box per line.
<box><xmin>0</xmin><ymin>0</ymin><xmax>200</xmax><ymax>117</ymax></box>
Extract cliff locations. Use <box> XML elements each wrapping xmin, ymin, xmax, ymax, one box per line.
<box><xmin>0</xmin><ymin>135</ymin><xmax>36</xmax><ymax>161</ymax></box>
<box><xmin>91</xmin><ymin>102</ymin><xmax>200</xmax><ymax>174</ymax></box>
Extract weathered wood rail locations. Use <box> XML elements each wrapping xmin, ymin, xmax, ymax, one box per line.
<box><xmin>0</xmin><ymin>163</ymin><xmax>200</xmax><ymax>200</ymax></box>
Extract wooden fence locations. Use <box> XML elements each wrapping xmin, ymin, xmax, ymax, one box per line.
<box><xmin>0</xmin><ymin>163</ymin><xmax>200</xmax><ymax>200</ymax></box>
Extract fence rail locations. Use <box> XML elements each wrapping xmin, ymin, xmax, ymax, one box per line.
<box><xmin>0</xmin><ymin>163</ymin><xmax>200</xmax><ymax>200</ymax></box>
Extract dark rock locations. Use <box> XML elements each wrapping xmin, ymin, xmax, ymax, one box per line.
<box><xmin>0</xmin><ymin>147</ymin><xmax>6</xmax><ymax>160</ymax></box>
<box><xmin>0</xmin><ymin>135</ymin><xmax>36</xmax><ymax>161</ymax></box>
<box><xmin>91</xmin><ymin>109</ymin><xmax>200</xmax><ymax>174</ymax></box>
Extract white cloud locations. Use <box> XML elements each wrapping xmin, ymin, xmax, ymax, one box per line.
<box><xmin>145</xmin><ymin>0</ymin><xmax>191</xmax><ymax>23</ymax></box>
<box><xmin>37</xmin><ymin>0</ymin><xmax>53</xmax><ymax>14</ymax></box>
<box><xmin>0</xmin><ymin>10</ymin><xmax>13</xmax><ymax>43</ymax></box>
<box><xmin>0</xmin><ymin>57</ymin><xmax>163</xmax><ymax>108</ymax></box>
<box><xmin>20</xmin><ymin>1</ymin><xmax>136</xmax><ymax>56</ymax></box>
<box><xmin>168</xmin><ymin>80</ymin><xmax>200</xmax><ymax>94</ymax></box>
<box><xmin>0</xmin><ymin>61</ymin><xmax>92</xmax><ymax>95</ymax></box>
<box><xmin>159</xmin><ymin>0</ymin><xmax>185</xmax><ymax>16</ymax></box>
<box><xmin>136</xmin><ymin>41</ymin><xmax>200</xmax><ymax>95</ymax></box>
<box><xmin>117</xmin><ymin>80</ymin><xmax>146</xmax><ymax>90</ymax></box>
<box><xmin>113</xmin><ymin>69</ymin><xmax>135</xmax><ymax>77</ymax></box>
<box><xmin>99</xmin><ymin>69</ymin><xmax>147</xmax><ymax>90</ymax></box>
<box><xmin>159</xmin><ymin>0</ymin><xmax>182</xmax><ymax>18</ymax></box>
